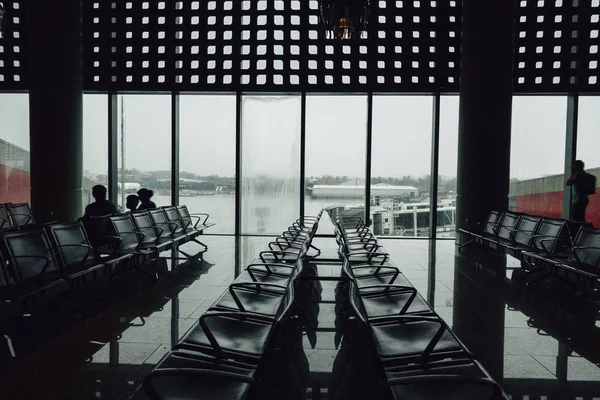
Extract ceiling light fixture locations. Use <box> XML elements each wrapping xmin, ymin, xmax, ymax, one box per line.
<box><xmin>318</xmin><ymin>0</ymin><xmax>371</xmax><ymax>40</ymax></box>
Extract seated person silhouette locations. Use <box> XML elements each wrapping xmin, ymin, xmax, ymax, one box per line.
<box><xmin>84</xmin><ymin>185</ymin><xmax>118</xmax><ymax>217</ymax></box>
<box><xmin>126</xmin><ymin>194</ymin><xmax>140</xmax><ymax>212</ymax></box>
<box><xmin>137</xmin><ymin>188</ymin><xmax>157</xmax><ymax>210</ymax></box>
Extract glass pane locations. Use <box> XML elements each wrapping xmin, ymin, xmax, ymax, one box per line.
<box><xmin>118</xmin><ymin>95</ymin><xmax>172</xmax><ymax>211</ymax></box>
<box><xmin>83</xmin><ymin>94</ymin><xmax>108</xmax><ymax>209</ymax></box>
<box><xmin>509</xmin><ymin>96</ymin><xmax>567</xmax><ymax>218</ymax></box>
<box><xmin>180</xmin><ymin>95</ymin><xmax>236</xmax><ymax>234</ymax></box>
<box><xmin>371</xmin><ymin>95</ymin><xmax>432</xmax><ymax>237</ymax></box>
<box><xmin>437</xmin><ymin>95</ymin><xmax>459</xmax><ymax>238</ymax></box>
<box><xmin>576</xmin><ymin>96</ymin><xmax>600</xmax><ymax>226</ymax></box>
<box><xmin>305</xmin><ymin>95</ymin><xmax>367</xmax><ymax>234</ymax></box>
<box><xmin>241</xmin><ymin>95</ymin><xmax>301</xmax><ymax>235</ymax></box>
<box><xmin>0</xmin><ymin>94</ymin><xmax>30</xmax><ymax>204</ymax></box>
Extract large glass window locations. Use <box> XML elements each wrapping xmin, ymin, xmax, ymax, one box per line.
<box><xmin>0</xmin><ymin>94</ymin><xmax>30</xmax><ymax>205</ymax></box>
<box><xmin>576</xmin><ymin>96</ymin><xmax>600</xmax><ymax>227</ymax></box>
<box><xmin>241</xmin><ymin>95</ymin><xmax>301</xmax><ymax>235</ymax></box>
<box><xmin>118</xmin><ymin>95</ymin><xmax>172</xmax><ymax>211</ymax></box>
<box><xmin>83</xmin><ymin>94</ymin><xmax>108</xmax><ymax>209</ymax></box>
<box><xmin>371</xmin><ymin>95</ymin><xmax>432</xmax><ymax>237</ymax></box>
<box><xmin>437</xmin><ymin>96</ymin><xmax>459</xmax><ymax>238</ymax></box>
<box><xmin>180</xmin><ymin>95</ymin><xmax>236</xmax><ymax>234</ymax></box>
<box><xmin>509</xmin><ymin>96</ymin><xmax>567</xmax><ymax>218</ymax></box>
<box><xmin>305</xmin><ymin>95</ymin><xmax>368</xmax><ymax>234</ymax></box>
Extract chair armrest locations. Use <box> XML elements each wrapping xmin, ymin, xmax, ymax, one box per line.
<box><xmin>55</xmin><ymin>243</ymin><xmax>94</xmax><ymax>264</ymax></box>
<box><xmin>259</xmin><ymin>251</ymin><xmax>298</xmax><ymax>263</ymax></box>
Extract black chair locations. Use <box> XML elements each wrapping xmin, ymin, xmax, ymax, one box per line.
<box><xmin>108</xmin><ymin>214</ymin><xmax>155</xmax><ymax>260</ymax></box>
<box><xmin>350</xmin><ymin>285</ymin><xmax>471</xmax><ymax>367</ymax></box>
<box><xmin>458</xmin><ymin>210</ymin><xmax>503</xmax><ymax>250</ymax></box>
<box><xmin>148</xmin><ymin>208</ymin><xmax>188</xmax><ymax>244</ymax></box>
<box><xmin>386</xmin><ymin>358</ymin><xmax>508</xmax><ymax>400</ymax></box>
<box><xmin>0</xmin><ymin>227</ymin><xmax>67</xmax><ymax>309</ymax></box>
<box><xmin>7</xmin><ymin>203</ymin><xmax>35</xmax><ymax>227</ymax></box>
<box><xmin>0</xmin><ymin>203</ymin><xmax>13</xmax><ymax>229</ymax></box>
<box><xmin>47</xmin><ymin>221</ymin><xmax>132</xmax><ymax>281</ymax></box>
<box><xmin>141</xmin><ymin>350</ymin><xmax>256</xmax><ymax>400</ymax></box>
<box><xmin>176</xmin><ymin>205</ymin><xmax>215</xmax><ymax>234</ymax></box>
<box><xmin>498</xmin><ymin>214</ymin><xmax>543</xmax><ymax>258</ymax></box>
<box><xmin>176</xmin><ymin>280</ymin><xmax>296</xmax><ymax>364</ymax></box>
<box><xmin>163</xmin><ymin>206</ymin><xmax>207</xmax><ymax>258</ymax></box>
<box><xmin>131</xmin><ymin>211</ymin><xmax>174</xmax><ymax>253</ymax></box>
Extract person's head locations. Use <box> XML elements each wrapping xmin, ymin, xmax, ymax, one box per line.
<box><xmin>92</xmin><ymin>185</ymin><xmax>108</xmax><ymax>201</ymax></box>
<box><xmin>573</xmin><ymin>160</ymin><xmax>585</xmax><ymax>173</ymax></box>
<box><xmin>137</xmin><ymin>188</ymin><xmax>151</xmax><ymax>202</ymax></box>
<box><xmin>126</xmin><ymin>195</ymin><xmax>139</xmax><ymax>211</ymax></box>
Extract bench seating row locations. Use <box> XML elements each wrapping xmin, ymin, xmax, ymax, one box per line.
<box><xmin>132</xmin><ymin>212</ymin><xmax>323</xmax><ymax>400</ymax></box>
<box><xmin>459</xmin><ymin>211</ymin><xmax>600</xmax><ymax>291</ymax></box>
<box><xmin>0</xmin><ymin>205</ymin><xmax>213</xmax><ymax>320</ymax></box>
<box><xmin>330</xmin><ymin>212</ymin><xmax>508</xmax><ymax>400</ymax></box>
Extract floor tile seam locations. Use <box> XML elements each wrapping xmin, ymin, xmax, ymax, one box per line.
<box><xmin>530</xmin><ymin>355</ymin><xmax>559</xmax><ymax>378</ymax></box>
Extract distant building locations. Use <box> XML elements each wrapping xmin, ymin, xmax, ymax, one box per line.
<box><xmin>311</xmin><ymin>181</ymin><xmax>418</xmax><ymax>199</ymax></box>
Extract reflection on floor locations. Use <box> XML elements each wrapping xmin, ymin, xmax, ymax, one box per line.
<box><xmin>0</xmin><ymin>235</ymin><xmax>599</xmax><ymax>399</ymax></box>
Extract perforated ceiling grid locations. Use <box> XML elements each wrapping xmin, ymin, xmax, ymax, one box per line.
<box><xmin>514</xmin><ymin>0</ymin><xmax>600</xmax><ymax>92</ymax></box>
<box><xmin>0</xmin><ymin>1</ymin><xmax>28</xmax><ymax>90</ymax></box>
<box><xmin>2</xmin><ymin>1</ymin><xmax>600</xmax><ymax>92</ymax></box>
<box><xmin>82</xmin><ymin>0</ymin><xmax>463</xmax><ymax>92</ymax></box>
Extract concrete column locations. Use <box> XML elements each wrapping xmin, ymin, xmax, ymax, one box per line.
<box><xmin>456</xmin><ymin>0</ymin><xmax>516</xmax><ymax>232</ymax></box>
<box><xmin>29</xmin><ymin>1</ymin><xmax>83</xmax><ymax>222</ymax></box>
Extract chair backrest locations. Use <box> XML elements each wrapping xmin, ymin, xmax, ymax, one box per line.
<box><xmin>149</xmin><ymin>208</ymin><xmax>173</xmax><ymax>239</ymax></box>
<box><xmin>569</xmin><ymin>226</ymin><xmax>600</xmax><ymax>267</ymax></box>
<box><xmin>513</xmin><ymin>214</ymin><xmax>542</xmax><ymax>246</ymax></box>
<box><xmin>483</xmin><ymin>211</ymin><xmax>502</xmax><ymax>235</ymax></box>
<box><xmin>109</xmin><ymin>214</ymin><xmax>141</xmax><ymax>250</ymax></box>
<box><xmin>163</xmin><ymin>206</ymin><xmax>185</xmax><ymax>233</ymax></box>
<box><xmin>531</xmin><ymin>218</ymin><xmax>567</xmax><ymax>254</ymax></box>
<box><xmin>80</xmin><ymin>215</ymin><xmax>111</xmax><ymax>248</ymax></box>
<box><xmin>47</xmin><ymin>221</ymin><xmax>94</xmax><ymax>268</ymax></box>
<box><xmin>132</xmin><ymin>211</ymin><xmax>160</xmax><ymax>244</ymax></box>
<box><xmin>497</xmin><ymin>212</ymin><xmax>521</xmax><ymax>241</ymax></box>
<box><xmin>0</xmin><ymin>204</ymin><xmax>13</xmax><ymax>229</ymax></box>
<box><xmin>0</xmin><ymin>227</ymin><xmax>60</xmax><ymax>283</ymax></box>
<box><xmin>8</xmin><ymin>203</ymin><xmax>35</xmax><ymax>227</ymax></box>
<box><xmin>176</xmin><ymin>205</ymin><xmax>194</xmax><ymax>228</ymax></box>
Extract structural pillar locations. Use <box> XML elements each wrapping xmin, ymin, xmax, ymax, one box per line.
<box><xmin>456</xmin><ymin>0</ymin><xmax>516</xmax><ymax>233</ymax></box>
<box><xmin>29</xmin><ymin>1</ymin><xmax>83</xmax><ymax>222</ymax></box>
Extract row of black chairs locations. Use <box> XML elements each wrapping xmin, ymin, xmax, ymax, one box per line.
<box><xmin>459</xmin><ymin>211</ymin><xmax>600</xmax><ymax>291</ymax></box>
<box><xmin>0</xmin><ymin>202</ymin><xmax>35</xmax><ymax>229</ymax></box>
<box><xmin>85</xmin><ymin>205</ymin><xmax>214</xmax><ymax>262</ymax></box>
<box><xmin>132</xmin><ymin>212</ymin><xmax>323</xmax><ymax>400</ymax></box>
<box><xmin>330</xmin><ymin>212</ymin><xmax>508</xmax><ymax>400</ymax></box>
<box><xmin>0</xmin><ymin>204</ymin><xmax>214</xmax><ymax>320</ymax></box>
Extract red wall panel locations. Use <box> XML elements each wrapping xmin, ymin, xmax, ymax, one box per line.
<box><xmin>515</xmin><ymin>189</ymin><xmax>600</xmax><ymax>228</ymax></box>
<box><xmin>0</xmin><ymin>164</ymin><xmax>30</xmax><ymax>204</ymax></box>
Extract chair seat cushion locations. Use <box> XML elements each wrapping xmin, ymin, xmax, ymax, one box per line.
<box><xmin>212</xmin><ymin>289</ymin><xmax>284</xmax><ymax>317</ymax></box>
<box><xmin>362</xmin><ymin>292</ymin><xmax>432</xmax><ymax>318</ymax></box>
<box><xmin>182</xmin><ymin>316</ymin><xmax>272</xmax><ymax>356</ymax></box>
<box><xmin>236</xmin><ymin>270</ymin><xmax>291</xmax><ymax>286</ymax></box>
<box><xmin>372</xmin><ymin>320</ymin><xmax>463</xmax><ymax>359</ymax></box>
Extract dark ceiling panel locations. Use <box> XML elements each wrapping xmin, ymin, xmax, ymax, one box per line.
<box><xmin>2</xmin><ymin>0</ymin><xmax>599</xmax><ymax>93</ymax></box>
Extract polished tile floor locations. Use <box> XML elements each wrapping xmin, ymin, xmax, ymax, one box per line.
<box><xmin>0</xmin><ymin>232</ymin><xmax>599</xmax><ymax>399</ymax></box>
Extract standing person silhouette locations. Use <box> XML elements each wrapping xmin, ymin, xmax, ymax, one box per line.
<box><xmin>566</xmin><ymin>160</ymin><xmax>596</xmax><ymax>222</ymax></box>
<box><xmin>84</xmin><ymin>185</ymin><xmax>119</xmax><ymax>217</ymax></box>
<box><xmin>137</xmin><ymin>188</ymin><xmax>157</xmax><ymax>210</ymax></box>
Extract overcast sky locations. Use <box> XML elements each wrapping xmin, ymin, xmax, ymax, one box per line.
<box><xmin>1</xmin><ymin>93</ymin><xmax>599</xmax><ymax>181</ymax></box>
